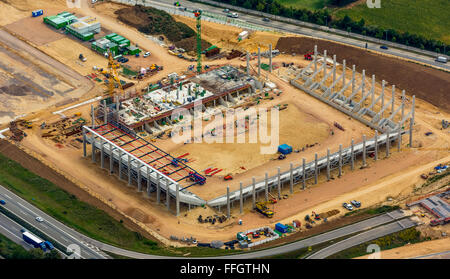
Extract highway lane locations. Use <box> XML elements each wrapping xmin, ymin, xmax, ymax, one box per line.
<box><xmin>143</xmin><ymin>0</ymin><xmax>450</xmax><ymax>71</ymax></box>
<box><xmin>0</xmin><ymin>183</ymin><xmax>410</xmax><ymax>259</ymax></box>
<box><xmin>0</xmin><ymin>185</ymin><xmax>107</xmax><ymax>259</ymax></box>
<box><xmin>0</xmin><ymin>213</ymin><xmax>33</xmax><ymax>250</ymax></box>
<box><xmin>306</xmin><ymin>218</ymin><xmax>417</xmax><ymax>259</ymax></box>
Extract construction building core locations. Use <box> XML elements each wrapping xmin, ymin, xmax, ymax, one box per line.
<box><xmin>111</xmin><ymin>66</ymin><xmax>258</xmax><ymax>133</ymax></box>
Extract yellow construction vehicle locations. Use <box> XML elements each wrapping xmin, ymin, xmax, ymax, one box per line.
<box><xmin>106</xmin><ymin>50</ymin><xmax>124</xmax><ymax>97</ymax></box>
<box><xmin>255</xmin><ymin>201</ymin><xmax>274</xmax><ymax>218</ymax></box>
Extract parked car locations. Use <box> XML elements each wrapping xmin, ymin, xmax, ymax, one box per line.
<box><xmin>380</xmin><ymin>45</ymin><xmax>388</xmax><ymax>50</ymax></box>
<box><xmin>143</xmin><ymin>52</ymin><xmax>151</xmax><ymax>58</ymax></box>
<box><xmin>35</xmin><ymin>216</ymin><xmax>44</xmax><ymax>222</ymax></box>
<box><xmin>343</xmin><ymin>203</ymin><xmax>353</xmax><ymax>211</ymax></box>
<box><xmin>262</xmin><ymin>17</ymin><xmax>270</xmax><ymax>22</ymax></box>
<box><xmin>350</xmin><ymin>200</ymin><xmax>361</xmax><ymax>208</ymax></box>
<box><xmin>118</xmin><ymin>57</ymin><xmax>129</xmax><ymax>63</ymax></box>
<box><xmin>0</xmin><ymin>200</ymin><xmax>5</xmax><ymax>205</ymax></box>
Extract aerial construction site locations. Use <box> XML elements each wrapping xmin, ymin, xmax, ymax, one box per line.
<box><xmin>0</xmin><ymin>0</ymin><xmax>448</xmax><ymax>260</ymax></box>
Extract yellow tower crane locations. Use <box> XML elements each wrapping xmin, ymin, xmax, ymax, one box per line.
<box><xmin>107</xmin><ymin>50</ymin><xmax>124</xmax><ymax>97</ymax></box>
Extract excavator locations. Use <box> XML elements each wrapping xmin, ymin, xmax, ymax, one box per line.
<box><xmin>255</xmin><ymin>201</ymin><xmax>274</xmax><ymax>218</ymax></box>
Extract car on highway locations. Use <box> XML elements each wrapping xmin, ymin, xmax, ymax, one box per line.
<box><xmin>20</xmin><ymin>228</ymin><xmax>26</xmax><ymax>233</ymax></box>
<box><xmin>227</xmin><ymin>12</ymin><xmax>239</xmax><ymax>18</ymax></box>
<box><xmin>350</xmin><ymin>200</ymin><xmax>361</xmax><ymax>208</ymax></box>
<box><xmin>380</xmin><ymin>45</ymin><xmax>388</xmax><ymax>50</ymax></box>
<box><xmin>262</xmin><ymin>17</ymin><xmax>270</xmax><ymax>22</ymax></box>
<box><xmin>143</xmin><ymin>52</ymin><xmax>151</xmax><ymax>58</ymax></box>
<box><xmin>35</xmin><ymin>216</ymin><xmax>44</xmax><ymax>222</ymax></box>
<box><xmin>223</xmin><ymin>8</ymin><xmax>230</xmax><ymax>13</ymax></box>
<box><xmin>0</xmin><ymin>199</ymin><xmax>5</xmax><ymax>205</ymax></box>
<box><xmin>343</xmin><ymin>203</ymin><xmax>353</xmax><ymax>211</ymax></box>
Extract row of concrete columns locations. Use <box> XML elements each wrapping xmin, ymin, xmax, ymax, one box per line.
<box><xmin>221</xmin><ymin>128</ymin><xmax>410</xmax><ymax>217</ymax></box>
<box><xmin>83</xmin><ymin>129</ymin><xmax>181</xmax><ymax>216</ymax></box>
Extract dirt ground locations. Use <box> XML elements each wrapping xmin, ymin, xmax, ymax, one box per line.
<box><xmin>0</xmin><ymin>0</ymin><xmax>449</xmax><ymax>247</ymax></box>
<box><xmin>276</xmin><ymin>37</ymin><xmax>450</xmax><ymax>112</ymax></box>
<box><xmin>354</xmin><ymin>237</ymin><xmax>450</xmax><ymax>259</ymax></box>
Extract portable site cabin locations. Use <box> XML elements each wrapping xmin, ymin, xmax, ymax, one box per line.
<box><xmin>43</xmin><ymin>12</ymin><xmax>77</xmax><ymax>29</ymax></box>
<box><xmin>32</xmin><ymin>9</ymin><xmax>44</xmax><ymax>17</ymax></box>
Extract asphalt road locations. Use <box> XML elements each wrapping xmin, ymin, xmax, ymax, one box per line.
<box><xmin>0</xmin><ymin>213</ymin><xmax>33</xmax><ymax>250</ymax></box>
<box><xmin>306</xmin><ymin>217</ymin><xmax>417</xmax><ymax>259</ymax></box>
<box><xmin>1</xmin><ymin>183</ymin><xmax>411</xmax><ymax>259</ymax></box>
<box><xmin>0</xmin><ymin>185</ymin><xmax>108</xmax><ymax>259</ymax></box>
<box><xmin>144</xmin><ymin>0</ymin><xmax>450</xmax><ymax>71</ymax></box>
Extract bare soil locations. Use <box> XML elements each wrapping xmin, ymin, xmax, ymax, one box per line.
<box><xmin>276</xmin><ymin>37</ymin><xmax>450</xmax><ymax>112</ymax></box>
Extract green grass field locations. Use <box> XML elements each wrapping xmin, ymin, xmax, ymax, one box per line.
<box><xmin>276</xmin><ymin>0</ymin><xmax>449</xmax><ymax>44</ymax></box>
<box><xmin>0</xmin><ymin>153</ymin><xmax>235</xmax><ymax>257</ymax></box>
<box><xmin>277</xmin><ymin>0</ymin><xmax>333</xmax><ymax>10</ymax></box>
<box><xmin>334</xmin><ymin>0</ymin><xmax>450</xmax><ymax>44</ymax></box>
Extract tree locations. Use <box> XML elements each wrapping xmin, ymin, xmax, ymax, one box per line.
<box><xmin>243</xmin><ymin>0</ymin><xmax>252</xmax><ymax>9</ymax></box>
<box><xmin>45</xmin><ymin>249</ymin><xmax>62</xmax><ymax>259</ymax></box>
<box><xmin>256</xmin><ymin>2</ymin><xmax>265</xmax><ymax>11</ymax></box>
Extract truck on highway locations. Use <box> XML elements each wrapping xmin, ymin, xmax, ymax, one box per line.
<box><xmin>436</xmin><ymin>56</ymin><xmax>448</xmax><ymax>63</ymax></box>
<box><xmin>22</xmin><ymin>231</ymin><xmax>47</xmax><ymax>251</ymax></box>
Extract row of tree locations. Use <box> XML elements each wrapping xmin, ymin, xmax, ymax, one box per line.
<box><xmin>211</xmin><ymin>0</ymin><xmax>450</xmax><ymax>55</ymax></box>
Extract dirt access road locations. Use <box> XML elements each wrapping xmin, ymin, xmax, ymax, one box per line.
<box><xmin>0</xmin><ymin>28</ymin><xmax>93</xmax><ymax>125</ymax></box>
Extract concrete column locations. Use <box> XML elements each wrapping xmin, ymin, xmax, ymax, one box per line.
<box><xmin>257</xmin><ymin>47</ymin><xmax>261</xmax><ymax>77</ymax></box>
<box><xmin>381</xmin><ymin>80</ymin><xmax>385</xmax><ymax>118</ymax></box>
<box><xmin>326</xmin><ymin>149</ymin><xmax>330</xmax><ymax>181</ymax></box>
<box><xmin>314</xmin><ymin>45</ymin><xmax>317</xmax><ymax>72</ymax></box>
<box><xmin>119</xmin><ymin>149</ymin><xmax>123</xmax><ymax>180</ymax></box>
<box><xmin>362</xmin><ymin>135</ymin><xmax>367</xmax><ymax>167</ymax></box>
<box><xmin>226</xmin><ymin>186</ymin><xmax>230</xmax><ymax>219</ymax></box>
<box><xmin>401</xmin><ymin>90</ymin><xmax>406</xmax><ymax>120</ymax></box>
<box><xmin>166</xmin><ymin>180</ymin><xmax>170</xmax><ymax>211</ymax></box>
<box><xmin>91</xmin><ymin>104</ymin><xmax>95</xmax><ymax>128</ymax></box>
<box><xmin>374</xmin><ymin>130</ymin><xmax>378</xmax><ymax>161</ymax></box>
<box><xmin>264</xmin><ymin>172</ymin><xmax>269</xmax><ymax>201</ymax></box>
<box><xmin>371</xmin><ymin>75</ymin><xmax>375</xmax><ymax>107</ymax></box>
<box><xmin>323</xmin><ymin>50</ymin><xmax>327</xmax><ymax>77</ymax></box>
<box><xmin>397</xmin><ymin>127</ymin><xmax>402</xmax><ymax>152</ymax></box>
<box><xmin>269</xmin><ymin>44</ymin><xmax>273</xmax><ymax>73</ymax></box>
<box><xmin>116</xmin><ymin>99</ymin><xmax>120</xmax><ymax>122</ymax></box>
<box><xmin>277</xmin><ymin>167</ymin><xmax>281</xmax><ymax>199</ymax></box>
<box><xmin>342</xmin><ymin>59</ymin><xmax>346</xmax><ymax>89</ymax></box>
<box><xmin>391</xmin><ymin>85</ymin><xmax>395</xmax><ymax>113</ymax></box>
<box><xmin>176</xmin><ymin>184</ymin><xmax>180</xmax><ymax>217</ymax></box>
<box><xmin>100</xmin><ymin>139</ymin><xmax>104</xmax><ymax>169</ymax></box>
<box><xmin>386</xmin><ymin>130</ymin><xmax>390</xmax><ymax>157</ymax></box>
<box><xmin>127</xmin><ymin>155</ymin><xmax>131</xmax><ymax>186</ymax></box>
<box><xmin>91</xmin><ymin>135</ymin><xmax>96</xmax><ymax>163</ymax></box>
<box><xmin>314</xmin><ymin>153</ymin><xmax>318</xmax><ymax>184</ymax></box>
<box><xmin>351</xmin><ymin>139</ymin><xmax>355</xmax><ymax>170</ymax></box>
<box><xmin>146</xmin><ymin>167</ymin><xmax>151</xmax><ymax>197</ymax></box>
<box><xmin>82</xmin><ymin>128</ymin><xmax>87</xmax><ymax>157</ymax></box>
<box><xmin>137</xmin><ymin>163</ymin><xmax>142</xmax><ymax>192</ymax></box>
<box><xmin>103</xmin><ymin>100</ymin><xmax>107</xmax><ymax>124</ymax></box>
<box><xmin>361</xmin><ymin>70</ymin><xmax>366</xmax><ymax>97</ymax></box>
<box><xmin>302</xmin><ymin>158</ymin><xmax>306</xmax><ymax>189</ymax></box>
<box><xmin>409</xmin><ymin>95</ymin><xmax>415</xmax><ymax>148</ymax></box>
<box><xmin>332</xmin><ymin>55</ymin><xmax>336</xmax><ymax>86</ymax></box>
<box><xmin>289</xmin><ymin>163</ymin><xmax>294</xmax><ymax>194</ymax></box>
<box><xmin>252</xmin><ymin>177</ymin><xmax>256</xmax><ymax>209</ymax></box>
<box><xmin>156</xmin><ymin>173</ymin><xmax>161</xmax><ymax>204</ymax></box>
<box><xmin>246</xmin><ymin>52</ymin><xmax>250</xmax><ymax>74</ymax></box>
<box><xmin>338</xmin><ymin>144</ymin><xmax>343</xmax><ymax>177</ymax></box>
<box><xmin>108</xmin><ymin>144</ymin><xmax>113</xmax><ymax>175</ymax></box>
<box><xmin>239</xmin><ymin>182</ymin><xmax>243</xmax><ymax>214</ymax></box>
<box><xmin>351</xmin><ymin>65</ymin><xmax>356</xmax><ymax>94</ymax></box>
